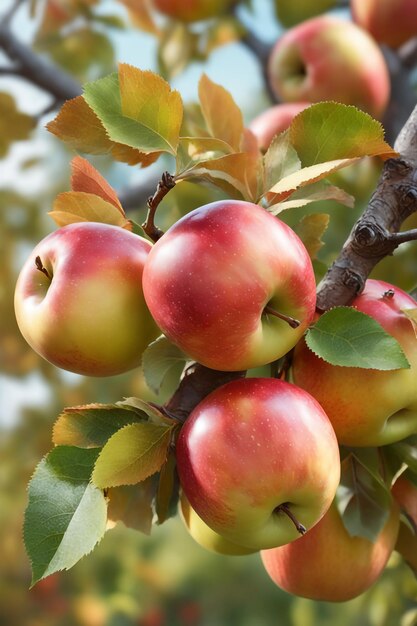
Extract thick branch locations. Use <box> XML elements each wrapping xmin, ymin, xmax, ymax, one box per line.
<box><xmin>317</xmin><ymin>105</ymin><xmax>417</xmax><ymax>310</ymax></box>
<box><xmin>0</xmin><ymin>25</ymin><xmax>81</xmax><ymax>101</ymax></box>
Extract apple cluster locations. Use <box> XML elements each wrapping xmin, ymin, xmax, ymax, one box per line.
<box><xmin>15</xmin><ymin>190</ymin><xmax>417</xmax><ymax>602</ymax></box>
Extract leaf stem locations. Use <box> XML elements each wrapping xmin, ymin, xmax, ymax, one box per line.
<box><xmin>142</xmin><ymin>171</ymin><xmax>176</xmax><ymax>242</ymax></box>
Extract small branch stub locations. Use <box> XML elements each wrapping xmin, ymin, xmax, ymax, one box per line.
<box><xmin>142</xmin><ymin>172</ymin><xmax>176</xmax><ymax>243</ymax></box>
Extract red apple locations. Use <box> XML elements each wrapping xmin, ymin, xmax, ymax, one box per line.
<box><xmin>176</xmin><ymin>378</ymin><xmax>340</xmax><ymax>550</ymax></box>
<box><xmin>268</xmin><ymin>16</ymin><xmax>390</xmax><ymax>118</ymax></box>
<box><xmin>292</xmin><ymin>279</ymin><xmax>417</xmax><ymax>447</ymax></box>
<box><xmin>351</xmin><ymin>0</ymin><xmax>417</xmax><ymax>49</ymax></box>
<box><xmin>14</xmin><ymin>222</ymin><xmax>159</xmax><ymax>376</ymax></box>
<box><xmin>152</xmin><ymin>0</ymin><xmax>237</xmax><ymax>22</ymax></box>
<box><xmin>261</xmin><ymin>499</ymin><xmax>399</xmax><ymax>601</ymax></box>
<box><xmin>249</xmin><ymin>102</ymin><xmax>310</xmax><ymax>152</ymax></box>
<box><xmin>142</xmin><ymin>200</ymin><xmax>316</xmax><ymax>372</ymax></box>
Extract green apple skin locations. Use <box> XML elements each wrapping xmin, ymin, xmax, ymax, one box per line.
<box><xmin>142</xmin><ymin>200</ymin><xmax>316</xmax><ymax>372</ymax></box>
<box><xmin>179</xmin><ymin>494</ymin><xmax>256</xmax><ymax>556</ymax></box>
<box><xmin>249</xmin><ymin>102</ymin><xmax>310</xmax><ymax>152</ymax></box>
<box><xmin>176</xmin><ymin>378</ymin><xmax>340</xmax><ymax>550</ymax></box>
<box><xmin>292</xmin><ymin>279</ymin><xmax>417</xmax><ymax>447</ymax></box>
<box><xmin>274</xmin><ymin>0</ymin><xmax>337</xmax><ymax>28</ymax></box>
<box><xmin>352</xmin><ymin>0</ymin><xmax>417</xmax><ymax>49</ymax></box>
<box><xmin>14</xmin><ymin>222</ymin><xmax>160</xmax><ymax>377</ymax></box>
<box><xmin>261</xmin><ymin>500</ymin><xmax>399</xmax><ymax>602</ymax></box>
<box><xmin>153</xmin><ymin>0</ymin><xmax>236</xmax><ymax>22</ymax></box>
<box><xmin>268</xmin><ymin>16</ymin><xmax>390</xmax><ymax>118</ymax></box>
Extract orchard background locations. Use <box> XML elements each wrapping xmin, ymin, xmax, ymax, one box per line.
<box><xmin>2</xmin><ymin>0</ymin><xmax>417</xmax><ymax>625</ymax></box>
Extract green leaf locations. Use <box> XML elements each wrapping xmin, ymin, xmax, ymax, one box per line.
<box><xmin>348</xmin><ymin>447</ymin><xmax>389</xmax><ymax>489</ymax></box>
<box><xmin>118</xmin><ymin>397</ymin><xmax>175</xmax><ymax>427</ymax></box>
<box><xmin>142</xmin><ymin>336</ymin><xmax>187</xmax><ymax>396</ymax></box>
<box><xmin>53</xmin><ymin>403</ymin><xmax>146</xmax><ymax>448</ymax></box>
<box><xmin>155</xmin><ymin>451</ymin><xmax>180</xmax><ymax>525</ymax></box>
<box><xmin>24</xmin><ymin>447</ymin><xmax>107</xmax><ymax>585</ymax></box>
<box><xmin>289</xmin><ymin>102</ymin><xmax>398</xmax><ymax>166</ymax></box>
<box><xmin>92</xmin><ymin>422</ymin><xmax>174</xmax><ymax>488</ymax></box>
<box><xmin>83</xmin><ymin>64</ymin><xmax>183</xmax><ymax>155</ymax></box>
<box><xmin>107</xmin><ymin>479</ymin><xmax>157</xmax><ymax>534</ymax></box>
<box><xmin>305</xmin><ymin>307</ymin><xmax>410</xmax><ymax>369</ymax></box>
<box><xmin>337</xmin><ymin>454</ymin><xmax>392</xmax><ymax>541</ymax></box>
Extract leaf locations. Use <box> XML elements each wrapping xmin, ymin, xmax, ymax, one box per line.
<box><xmin>24</xmin><ymin>446</ymin><xmax>107</xmax><ymax>585</ymax></box>
<box><xmin>293</xmin><ymin>214</ymin><xmax>330</xmax><ymax>260</ymax></box>
<box><xmin>107</xmin><ymin>479</ymin><xmax>156</xmax><ymax>534</ymax></box>
<box><xmin>336</xmin><ymin>454</ymin><xmax>392</xmax><ymax>541</ymax></box>
<box><xmin>84</xmin><ymin>64</ymin><xmax>183</xmax><ymax>155</ymax></box>
<box><xmin>204</xmin><ymin>15</ymin><xmax>246</xmax><ymax>54</ymax></box>
<box><xmin>268</xmin><ymin>180</ymin><xmax>354</xmax><ymax>214</ymax></box>
<box><xmin>155</xmin><ymin>451</ymin><xmax>179</xmax><ymax>525</ymax></box>
<box><xmin>264</xmin><ymin>131</ymin><xmax>301</xmax><ymax>193</ymax></box>
<box><xmin>179</xmin><ymin>152</ymin><xmax>261</xmax><ymax>201</ymax></box>
<box><xmin>92</xmin><ymin>422</ymin><xmax>174</xmax><ymax>488</ymax></box>
<box><xmin>158</xmin><ymin>22</ymin><xmax>198</xmax><ymax>79</ymax></box>
<box><xmin>71</xmin><ymin>156</ymin><xmax>123</xmax><ymax>213</ymax></box>
<box><xmin>395</xmin><ymin>522</ymin><xmax>417</xmax><ymax>577</ymax></box>
<box><xmin>0</xmin><ymin>92</ymin><xmax>35</xmax><ymax>158</ymax></box>
<box><xmin>53</xmin><ymin>403</ymin><xmax>147</xmax><ymax>448</ymax></box>
<box><xmin>176</xmin><ymin>136</ymin><xmax>234</xmax><ymax>174</ymax></box>
<box><xmin>118</xmin><ymin>397</ymin><xmax>175</xmax><ymax>427</ymax></box>
<box><xmin>47</xmin><ymin>95</ymin><xmax>156</xmax><ymax>166</ymax></box>
<box><xmin>118</xmin><ymin>0</ymin><xmax>159</xmax><ymax>34</ymax></box>
<box><xmin>49</xmin><ymin>191</ymin><xmax>132</xmax><ymax>229</ymax></box>
<box><xmin>391</xmin><ymin>435</ymin><xmax>417</xmax><ymax>475</ymax></box>
<box><xmin>349</xmin><ymin>447</ymin><xmax>389</xmax><ymax>490</ymax></box>
<box><xmin>142</xmin><ymin>336</ymin><xmax>187</xmax><ymax>395</ymax></box>
<box><xmin>305</xmin><ymin>307</ymin><xmax>411</xmax><ymax>369</ymax></box>
<box><xmin>198</xmin><ymin>74</ymin><xmax>244</xmax><ymax>151</ymax></box>
<box><xmin>289</xmin><ymin>102</ymin><xmax>398</xmax><ymax>166</ymax></box>
<box><xmin>265</xmin><ymin>157</ymin><xmax>360</xmax><ymax>204</ymax></box>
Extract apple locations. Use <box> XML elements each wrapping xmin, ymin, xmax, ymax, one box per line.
<box><xmin>274</xmin><ymin>0</ymin><xmax>337</xmax><ymax>28</ymax></box>
<box><xmin>142</xmin><ymin>200</ymin><xmax>316</xmax><ymax>372</ymax></box>
<box><xmin>351</xmin><ymin>0</ymin><xmax>417</xmax><ymax>49</ymax></box>
<box><xmin>292</xmin><ymin>279</ymin><xmax>417</xmax><ymax>447</ymax></box>
<box><xmin>249</xmin><ymin>102</ymin><xmax>310</xmax><ymax>153</ymax></box>
<box><xmin>392</xmin><ymin>476</ymin><xmax>417</xmax><ymax>574</ymax></box>
<box><xmin>14</xmin><ymin>222</ymin><xmax>160</xmax><ymax>377</ymax></box>
<box><xmin>175</xmin><ymin>377</ymin><xmax>340</xmax><ymax>550</ymax></box>
<box><xmin>268</xmin><ymin>16</ymin><xmax>390</xmax><ymax>118</ymax></box>
<box><xmin>179</xmin><ymin>493</ymin><xmax>256</xmax><ymax>555</ymax></box>
<box><xmin>152</xmin><ymin>0</ymin><xmax>237</xmax><ymax>23</ymax></box>
<box><xmin>261</xmin><ymin>499</ymin><xmax>399</xmax><ymax>602</ymax></box>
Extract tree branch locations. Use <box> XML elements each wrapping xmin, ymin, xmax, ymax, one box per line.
<box><xmin>0</xmin><ymin>24</ymin><xmax>82</xmax><ymax>102</ymax></box>
<box><xmin>316</xmin><ymin>104</ymin><xmax>417</xmax><ymax>310</ymax></box>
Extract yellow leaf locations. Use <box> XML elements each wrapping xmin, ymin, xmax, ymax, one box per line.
<box><xmin>198</xmin><ymin>74</ymin><xmax>244</xmax><ymax>152</ymax></box>
<box><xmin>294</xmin><ymin>214</ymin><xmax>330</xmax><ymax>260</ymax></box>
<box><xmin>71</xmin><ymin>157</ymin><xmax>124</xmax><ymax>213</ymax></box>
<box><xmin>49</xmin><ymin>191</ymin><xmax>132</xmax><ymax>229</ymax></box>
<box><xmin>119</xmin><ymin>63</ymin><xmax>183</xmax><ymax>155</ymax></box>
<box><xmin>402</xmin><ymin>309</ymin><xmax>417</xmax><ymax>338</ymax></box>
<box><xmin>0</xmin><ymin>93</ymin><xmax>35</xmax><ymax>158</ymax></box>
<box><xmin>118</xmin><ymin>0</ymin><xmax>159</xmax><ymax>34</ymax></box>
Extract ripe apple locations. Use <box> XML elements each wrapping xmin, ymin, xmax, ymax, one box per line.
<box><xmin>142</xmin><ymin>200</ymin><xmax>316</xmax><ymax>372</ymax></box>
<box><xmin>152</xmin><ymin>0</ymin><xmax>237</xmax><ymax>23</ymax></box>
<box><xmin>175</xmin><ymin>377</ymin><xmax>340</xmax><ymax>550</ymax></box>
<box><xmin>292</xmin><ymin>279</ymin><xmax>417</xmax><ymax>447</ymax></box>
<box><xmin>351</xmin><ymin>0</ymin><xmax>417</xmax><ymax>49</ymax></box>
<box><xmin>261</xmin><ymin>499</ymin><xmax>399</xmax><ymax>601</ymax></box>
<box><xmin>268</xmin><ymin>16</ymin><xmax>390</xmax><ymax>118</ymax></box>
<box><xmin>14</xmin><ymin>222</ymin><xmax>160</xmax><ymax>377</ymax></box>
<box><xmin>274</xmin><ymin>0</ymin><xmax>337</xmax><ymax>28</ymax></box>
<box><xmin>392</xmin><ymin>476</ymin><xmax>417</xmax><ymax>574</ymax></box>
<box><xmin>179</xmin><ymin>493</ymin><xmax>256</xmax><ymax>555</ymax></box>
<box><xmin>249</xmin><ymin>102</ymin><xmax>310</xmax><ymax>152</ymax></box>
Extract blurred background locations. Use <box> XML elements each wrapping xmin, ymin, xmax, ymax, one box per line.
<box><xmin>1</xmin><ymin>0</ymin><xmax>417</xmax><ymax>624</ymax></box>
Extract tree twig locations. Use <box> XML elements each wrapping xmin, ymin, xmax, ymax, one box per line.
<box><xmin>142</xmin><ymin>172</ymin><xmax>176</xmax><ymax>242</ymax></box>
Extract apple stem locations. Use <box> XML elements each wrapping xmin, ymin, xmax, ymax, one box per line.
<box><xmin>35</xmin><ymin>256</ymin><xmax>51</xmax><ymax>279</ymax></box>
<box><xmin>142</xmin><ymin>171</ymin><xmax>176</xmax><ymax>243</ymax></box>
<box><xmin>264</xmin><ymin>305</ymin><xmax>300</xmax><ymax>329</ymax></box>
<box><xmin>275</xmin><ymin>503</ymin><xmax>307</xmax><ymax>536</ymax></box>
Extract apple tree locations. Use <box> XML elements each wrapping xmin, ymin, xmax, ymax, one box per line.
<box><xmin>2</xmin><ymin>0</ymin><xmax>417</xmax><ymax>621</ymax></box>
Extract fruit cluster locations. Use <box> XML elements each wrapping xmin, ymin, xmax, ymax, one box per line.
<box><xmin>14</xmin><ymin>194</ymin><xmax>417</xmax><ymax>602</ymax></box>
